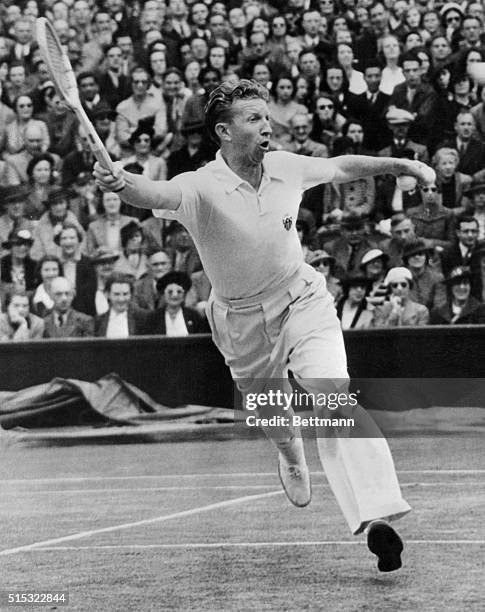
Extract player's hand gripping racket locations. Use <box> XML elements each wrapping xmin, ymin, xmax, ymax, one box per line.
<box><xmin>36</xmin><ymin>17</ymin><xmax>115</xmax><ymax>173</ymax></box>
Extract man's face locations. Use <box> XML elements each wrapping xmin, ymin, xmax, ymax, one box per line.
<box><xmin>472</xmin><ymin>189</ymin><xmax>485</xmax><ymax>210</ymax></box>
<box><xmin>457</xmin><ymin>221</ymin><xmax>479</xmax><ymax>247</ymax></box>
<box><xmin>52</xmin><ymin>279</ymin><xmax>74</xmax><ymax>313</ymax></box>
<box><xmin>209</xmin><ymin>15</ymin><xmax>226</xmax><ymax>36</ymax></box>
<box><xmin>462</xmin><ymin>17</ymin><xmax>481</xmax><ymax>43</ymax></box>
<box><xmin>347</xmin><ymin>123</ymin><xmax>364</xmax><ymax>144</ymax></box>
<box><xmin>192</xmin><ymin>3</ymin><xmax>208</xmax><ymax>25</ymax></box>
<box><xmin>150</xmin><ymin>51</ymin><xmax>167</xmax><ymax>75</ymax></box>
<box><xmin>455</xmin><ymin>114</ymin><xmax>475</xmax><ymax>140</ymax></box>
<box><xmin>431</xmin><ymin>37</ymin><xmax>451</xmax><ymax>60</ymax></box>
<box><xmin>364</xmin><ymin>67</ymin><xmax>382</xmax><ymax>93</ymax></box>
<box><xmin>229</xmin><ymin>8</ymin><xmax>245</xmax><ymax>30</ymax></box>
<box><xmin>250</xmin><ymin>32</ymin><xmax>266</xmax><ymax>56</ymax></box>
<box><xmin>299</xmin><ymin>53</ymin><xmax>319</xmax><ymax>77</ymax></box>
<box><xmin>79</xmin><ymin>76</ymin><xmax>98</xmax><ymax>101</ymax></box>
<box><xmin>164</xmin><ymin>72</ymin><xmax>183</xmax><ymax>96</ymax></box>
<box><xmin>95</xmin><ymin>12</ymin><xmax>113</xmax><ymax>33</ymax></box>
<box><xmin>291</xmin><ymin>116</ymin><xmax>310</xmax><ymax>142</ymax></box>
<box><xmin>132</xmin><ymin>71</ymin><xmax>150</xmax><ymax>97</ymax></box>
<box><xmin>302</xmin><ymin>11</ymin><xmax>321</xmax><ymax>36</ymax></box>
<box><xmin>103</xmin><ymin>192</ymin><xmax>121</xmax><ymax>215</ymax></box>
<box><xmin>382</xmin><ymin>36</ymin><xmax>400</xmax><ymax>60</ymax></box>
<box><xmin>169</xmin><ymin>0</ymin><xmax>187</xmax><ymax>18</ymax></box>
<box><xmin>402</xmin><ymin>60</ymin><xmax>421</xmax><ymax>87</ymax></box>
<box><xmin>10</xmin><ymin>66</ymin><xmax>26</xmax><ymax>87</ymax></box>
<box><xmin>15</xmin><ymin>21</ymin><xmax>33</xmax><ymax>44</ymax></box>
<box><xmin>209</xmin><ymin>47</ymin><xmax>225</xmax><ymax>69</ymax></box>
<box><xmin>148</xmin><ymin>252</ymin><xmax>172</xmax><ymax>279</ymax></box>
<box><xmin>106</xmin><ymin>46</ymin><xmax>122</xmax><ymax>70</ymax></box>
<box><xmin>420</xmin><ymin>183</ymin><xmax>440</xmax><ymax>206</ymax></box>
<box><xmin>117</xmin><ymin>36</ymin><xmax>134</xmax><ymax>58</ymax></box>
<box><xmin>9</xmin><ymin>296</ymin><xmax>29</xmax><ymax>319</ymax></box>
<box><xmin>191</xmin><ymin>38</ymin><xmax>208</xmax><ymax>61</ymax></box>
<box><xmin>73</xmin><ymin>0</ymin><xmax>90</xmax><ymax>24</ymax></box>
<box><xmin>451</xmin><ymin>279</ymin><xmax>471</xmax><ymax>302</ymax></box>
<box><xmin>109</xmin><ymin>282</ymin><xmax>132</xmax><ymax>313</ymax></box>
<box><xmin>343</xmin><ymin>225</ymin><xmax>365</xmax><ymax>246</ymax></box>
<box><xmin>370</xmin><ymin>3</ymin><xmax>387</xmax><ymax>30</ymax></box>
<box><xmin>319</xmin><ymin>0</ymin><xmax>335</xmax><ymax>16</ymax></box>
<box><xmin>423</xmin><ymin>12</ymin><xmax>440</xmax><ymax>33</ymax></box>
<box><xmin>327</xmin><ymin>68</ymin><xmax>343</xmax><ymax>91</ymax></box>
<box><xmin>392</xmin><ymin>219</ymin><xmax>415</xmax><ymax>244</ymax></box>
<box><xmin>316</xmin><ymin>97</ymin><xmax>334</xmax><ymax>120</ymax></box>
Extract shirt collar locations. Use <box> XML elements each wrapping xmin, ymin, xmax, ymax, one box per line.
<box><xmin>212</xmin><ymin>150</ymin><xmax>286</xmax><ymax>194</ymax></box>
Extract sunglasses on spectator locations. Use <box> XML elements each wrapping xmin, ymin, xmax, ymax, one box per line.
<box><xmin>421</xmin><ymin>187</ymin><xmax>437</xmax><ymax>192</ymax></box>
<box><xmin>18</xmin><ymin>103</ymin><xmax>33</xmax><ymax>108</ymax></box>
<box><xmin>136</xmin><ymin>136</ymin><xmax>151</xmax><ymax>143</ymax></box>
<box><xmin>446</xmin><ymin>16</ymin><xmax>461</xmax><ymax>23</ymax></box>
<box><xmin>317</xmin><ymin>103</ymin><xmax>334</xmax><ymax>109</ymax></box>
<box><xmin>390</xmin><ymin>282</ymin><xmax>408</xmax><ymax>288</ymax></box>
<box><xmin>166</xmin><ymin>288</ymin><xmax>184</xmax><ymax>295</ymax></box>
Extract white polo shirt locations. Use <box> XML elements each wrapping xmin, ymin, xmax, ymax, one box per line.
<box><xmin>154</xmin><ymin>151</ymin><xmax>335</xmax><ymax>299</ymax></box>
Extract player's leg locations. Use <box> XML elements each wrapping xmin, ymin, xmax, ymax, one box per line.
<box><xmin>282</xmin><ymin>269</ymin><xmax>410</xmax><ymax>569</ymax></box>
<box><xmin>206</xmin><ymin>293</ymin><xmax>311</xmax><ymax>506</ymax></box>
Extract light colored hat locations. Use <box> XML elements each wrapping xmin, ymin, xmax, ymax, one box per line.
<box><xmin>440</xmin><ymin>3</ymin><xmax>464</xmax><ymax>18</ymax></box>
<box><xmin>360</xmin><ymin>249</ymin><xmax>389</xmax><ymax>269</ymax></box>
<box><xmin>384</xmin><ymin>267</ymin><xmax>413</xmax><ymax>286</ymax></box>
<box><xmin>385</xmin><ymin>108</ymin><xmax>415</xmax><ymax>124</ymax></box>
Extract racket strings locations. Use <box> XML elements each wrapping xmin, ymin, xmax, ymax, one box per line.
<box><xmin>44</xmin><ymin>28</ymin><xmax>71</xmax><ymax>94</ymax></box>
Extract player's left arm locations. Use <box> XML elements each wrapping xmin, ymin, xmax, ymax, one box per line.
<box><xmin>300</xmin><ymin>154</ymin><xmax>435</xmax><ymax>188</ymax></box>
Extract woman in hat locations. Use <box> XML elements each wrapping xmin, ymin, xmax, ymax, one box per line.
<box><xmin>306</xmin><ymin>249</ymin><xmax>342</xmax><ymax>301</ymax></box>
<box><xmin>145</xmin><ymin>271</ymin><xmax>208</xmax><ymax>336</ymax></box>
<box><xmin>372</xmin><ymin>266</ymin><xmax>429</xmax><ymax>326</ymax></box>
<box><xmin>0</xmin><ymin>289</ymin><xmax>44</xmax><ymax>342</ymax></box>
<box><xmin>310</xmin><ymin>92</ymin><xmax>346</xmax><ymax>153</ymax></box>
<box><xmin>0</xmin><ymin>229</ymin><xmax>37</xmax><ymax>293</ymax></box>
<box><xmin>86</xmin><ymin>191</ymin><xmax>138</xmax><ymax>259</ymax></box>
<box><xmin>25</xmin><ymin>153</ymin><xmax>57</xmax><ymax>220</ymax></box>
<box><xmin>430</xmin><ymin>265</ymin><xmax>485</xmax><ymax>323</ymax></box>
<box><xmin>122</xmin><ymin>122</ymin><xmax>167</xmax><ymax>182</ymax></box>
<box><xmin>267</xmin><ymin>74</ymin><xmax>308</xmax><ymax>150</ymax></box>
<box><xmin>167</xmin><ymin>117</ymin><xmax>212</xmax><ymax>178</ymax></box>
<box><xmin>0</xmin><ymin>185</ymin><xmax>35</xmax><ymax>252</ymax></box>
<box><xmin>402</xmin><ymin>238</ymin><xmax>447</xmax><ymax>310</ymax></box>
<box><xmin>360</xmin><ymin>249</ymin><xmax>389</xmax><ymax>308</ymax></box>
<box><xmin>31</xmin><ymin>255</ymin><xmax>63</xmax><ymax>317</ymax></box>
<box><xmin>113</xmin><ymin>220</ymin><xmax>148</xmax><ymax>279</ymax></box>
<box><xmin>336</xmin><ymin>273</ymin><xmax>373</xmax><ymax>330</ymax></box>
<box><xmin>30</xmin><ymin>187</ymin><xmax>86</xmax><ymax>261</ymax></box>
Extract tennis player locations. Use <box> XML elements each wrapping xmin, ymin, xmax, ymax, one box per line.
<box><xmin>94</xmin><ymin>79</ymin><xmax>435</xmax><ymax>572</ymax></box>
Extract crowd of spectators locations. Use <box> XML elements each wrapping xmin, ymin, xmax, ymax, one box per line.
<box><xmin>2</xmin><ymin>0</ymin><xmax>485</xmax><ymax>340</ymax></box>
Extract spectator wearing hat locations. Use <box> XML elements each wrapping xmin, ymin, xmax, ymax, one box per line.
<box><xmin>91</xmin><ymin>247</ymin><xmax>120</xmax><ymax>316</ymax></box>
<box><xmin>122</xmin><ymin>122</ymin><xmax>167</xmax><ymax>181</ymax></box>
<box><xmin>134</xmin><ymin>249</ymin><xmax>172</xmax><ymax>311</ymax></box>
<box><xmin>145</xmin><ymin>271</ymin><xmax>208</xmax><ymax>336</ymax></box>
<box><xmin>306</xmin><ymin>249</ymin><xmax>342</xmax><ymax>301</ymax></box>
<box><xmin>113</xmin><ymin>220</ymin><xmax>148</xmax><ymax>280</ymax></box>
<box><xmin>0</xmin><ymin>185</ymin><xmax>35</xmax><ymax>254</ymax></box>
<box><xmin>387</xmin><ymin>51</ymin><xmax>436</xmax><ymax>146</ymax></box>
<box><xmin>54</xmin><ymin>222</ymin><xmax>97</xmax><ymax>316</ymax></box>
<box><xmin>0</xmin><ymin>289</ymin><xmax>44</xmax><ymax>342</ymax></box>
<box><xmin>371</xmin><ymin>266</ymin><xmax>429</xmax><ymax>327</ymax></box>
<box><xmin>403</xmin><ymin>239</ymin><xmax>447</xmax><ymax>311</ymax></box>
<box><xmin>336</xmin><ymin>273</ymin><xmax>373</xmax><ymax>330</ymax></box>
<box><xmin>407</xmin><ymin>181</ymin><xmax>455</xmax><ymax>248</ymax></box>
<box><xmin>324</xmin><ymin>212</ymin><xmax>377</xmax><ymax>276</ymax></box>
<box><xmin>167</xmin><ymin>118</ymin><xmax>213</xmax><ymax>178</ymax></box>
<box><xmin>378</xmin><ymin>107</ymin><xmax>429</xmax><ymax>163</ymax></box>
<box><xmin>463</xmin><ymin>181</ymin><xmax>485</xmax><ymax>239</ymax></box>
<box><xmin>30</xmin><ymin>187</ymin><xmax>86</xmax><ymax>261</ymax></box>
<box><xmin>165</xmin><ymin>221</ymin><xmax>202</xmax><ymax>276</ymax></box>
<box><xmin>441</xmin><ymin>213</ymin><xmax>481</xmax><ymax>277</ymax></box>
<box><xmin>86</xmin><ymin>191</ymin><xmax>138</xmax><ymax>259</ymax></box>
<box><xmin>0</xmin><ymin>229</ymin><xmax>37</xmax><ymax>293</ymax></box>
<box><xmin>94</xmin><ymin>273</ymin><xmax>150</xmax><ymax>338</ymax></box>
<box><xmin>31</xmin><ymin>255</ymin><xmax>63</xmax><ymax>318</ymax></box>
<box><xmin>43</xmin><ymin>276</ymin><xmax>94</xmax><ymax>338</ymax></box>
<box><xmin>92</xmin><ymin>100</ymin><xmax>121</xmax><ymax>161</ymax></box>
<box><xmin>429</xmin><ymin>266</ymin><xmax>485</xmax><ymax>323</ymax></box>
<box><xmin>433</xmin><ymin>147</ymin><xmax>472</xmax><ymax>213</ymax></box>
<box><xmin>360</xmin><ymin>248</ymin><xmax>389</xmax><ymax>308</ymax></box>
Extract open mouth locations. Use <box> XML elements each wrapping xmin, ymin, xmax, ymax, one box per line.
<box><xmin>259</xmin><ymin>140</ymin><xmax>270</xmax><ymax>151</ymax></box>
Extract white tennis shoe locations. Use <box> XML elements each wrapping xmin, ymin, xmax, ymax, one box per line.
<box><xmin>277</xmin><ymin>454</ymin><xmax>312</xmax><ymax>507</ymax></box>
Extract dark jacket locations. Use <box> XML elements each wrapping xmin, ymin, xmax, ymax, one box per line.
<box><xmin>429</xmin><ymin>297</ymin><xmax>485</xmax><ymax>324</ymax></box>
<box><xmin>71</xmin><ymin>256</ymin><xmax>97</xmax><ymax>317</ymax></box>
<box><xmin>94</xmin><ymin>306</ymin><xmax>150</xmax><ymax>337</ymax></box>
<box><xmin>346</xmin><ymin>91</ymin><xmax>391</xmax><ymax>152</ymax></box>
<box><xmin>0</xmin><ymin>255</ymin><xmax>37</xmax><ymax>291</ymax></box>
<box><xmin>144</xmin><ymin>306</ymin><xmax>209</xmax><ymax>335</ymax></box>
<box><xmin>43</xmin><ymin>308</ymin><xmax>94</xmax><ymax>338</ymax></box>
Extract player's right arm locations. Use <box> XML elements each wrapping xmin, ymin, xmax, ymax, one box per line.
<box><xmin>93</xmin><ymin>161</ymin><xmax>182</xmax><ymax>211</ymax></box>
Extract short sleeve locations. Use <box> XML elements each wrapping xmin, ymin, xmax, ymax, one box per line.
<box><xmin>152</xmin><ymin>171</ymin><xmax>202</xmax><ymax>222</ymax></box>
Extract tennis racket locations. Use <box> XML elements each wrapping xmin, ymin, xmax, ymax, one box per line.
<box><xmin>35</xmin><ymin>17</ymin><xmax>115</xmax><ymax>172</ymax></box>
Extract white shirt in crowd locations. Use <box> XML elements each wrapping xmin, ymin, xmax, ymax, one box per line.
<box><xmin>165</xmin><ymin>309</ymin><xmax>188</xmax><ymax>336</ymax></box>
<box><xmin>106</xmin><ymin>309</ymin><xmax>129</xmax><ymax>338</ymax></box>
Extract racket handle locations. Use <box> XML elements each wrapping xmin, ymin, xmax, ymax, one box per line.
<box><xmin>74</xmin><ymin>105</ymin><xmax>116</xmax><ymax>174</ymax></box>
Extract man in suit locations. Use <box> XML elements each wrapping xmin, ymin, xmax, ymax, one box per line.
<box><xmin>134</xmin><ymin>249</ymin><xmax>172</xmax><ymax>311</ymax></box>
<box><xmin>346</xmin><ymin>62</ymin><xmax>391</xmax><ymax>153</ymax></box>
<box><xmin>441</xmin><ymin>214</ymin><xmax>481</xmax><ymax>278</ymax></box>
<box><xmin>287</xmin><ymin>113</ymin><xmax>329</xmax><ymax>157</ymax></box>
<box><xmin>296</xmin><ymin>9</ymin><xmax>333</xmax><ymax>64</ymax></box>
<box><xmin>378</xmin><ymin>108</ymin><xmax>429</xmax><ymax>162</ymax></box>
<box><xmin>95</xmin><ymin>273</ymin><xmax>149</xmax><ymax>337</ymax></box>
<box><xmin>323</xmin><ymin>213</ymin><xmax>377</xmax><ymax>276</ymax></box>
<box><xmin>43</xmin><ymin>277</ymin><xmax>94</xmax><ymax>338</ymax></box>
<box><xmin>97</xmin><ymin>44</ymin><xmax>132</xmax><ymax>111</ymax></box>
<box><xmin>442</xmin><ymin>111</ymin><xmax>485</xmax><ymax>179</ymax></box>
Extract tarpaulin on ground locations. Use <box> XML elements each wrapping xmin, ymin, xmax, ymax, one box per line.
<box><xmin>0</xmin><ymin>373</ymin><xmax>237</xmax><ymax>430</ymax></box>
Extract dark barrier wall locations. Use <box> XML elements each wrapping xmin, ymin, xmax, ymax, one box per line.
<box><xmin>0</xmin><ymin>326</ymin><xmax>485</xmax><ymax>407</ymax></box>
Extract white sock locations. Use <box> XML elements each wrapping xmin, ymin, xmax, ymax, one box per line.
<box><xmin>274</xmin><ymin>435</ymin><xmax>306</xmax><ymax>466</ymax></box>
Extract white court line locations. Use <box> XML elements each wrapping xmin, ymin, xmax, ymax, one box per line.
<box><xmin>1</xmin><ymin>469</ymin><xmax>485</xmax><ymax>484</ymax></box>
<box><xmin>19</xmin><ymin>540</ymin><xmax>485</xmax><ymax>552</ymax></box>
<box><xmin>5</xmin><ymin>482</ymin><xmax>485</xmax><ymax>495</ymax></box>
<box><xmin>0</xmin><ymin>489</ymin><xmax>282</xmax><ymax>557</ymax></box>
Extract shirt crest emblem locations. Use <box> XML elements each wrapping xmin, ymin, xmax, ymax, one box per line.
<box><xmin>282</xmin><ymin>214</ymin><xmax>293</xmax><ymax>231</ymax></box>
